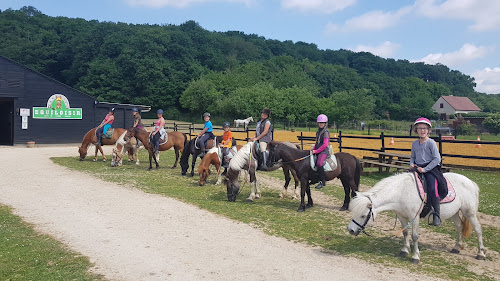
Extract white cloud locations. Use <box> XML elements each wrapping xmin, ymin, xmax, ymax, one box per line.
<box><xmin>415</xmin><ymin>0</ymin><xmax>500</xmax><ymax>31</ymax></box>
<box><xmin>329</xmin><ymin>6</ymin><xmax>412</xmax><ymax>32</ymax></box>
<box><xmin>351</xmin><ymin>41</ymin><xmax>401</xmax><ymax>58</ymax></box>
<box><xmin>415</xmin><ymin>43</ymin><xmax>494</xmax><ymax>68</ymax></box>
<box><xmin>126</xmin><ymin>0</ymin><xmax>254</xmax><ymax>8</ymax></box>
<box><xmin>281</xmin><ymin>0</ymin><xmax>356</xmax><ymax>14</ymax></box>
<box><xmin>473</xmin><ymin>67</ymin><xmax>500</xmax><ymax>94</ymax></box>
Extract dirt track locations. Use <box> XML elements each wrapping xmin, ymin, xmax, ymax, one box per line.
<box><xmin>0</xmin><ymin>145</ymin><xmax>445</xmax><ymax>281</ymax></box>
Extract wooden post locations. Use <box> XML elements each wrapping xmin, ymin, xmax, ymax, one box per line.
<box><xmin>338</xmin><ymin>131</ymin><xmax>342</xmax><ymax>152</ymax></box>
<box><xmin>380</xmin><ymin>132</ymin><xmax>385</xmax><ymax>152</ymax></box>
<box><xmin>300</xmin><ymin>132</ymin><xmax>304</xmax><ymax>150</ymax></box>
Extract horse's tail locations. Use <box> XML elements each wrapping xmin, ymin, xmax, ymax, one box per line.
<box><xmin>180</xmin><ymin>139</ymin><xmax>192</xmax><ymax>172</ymax></box>
<box><xmin>354</xmin><ymin>156</ymin><xmax>361</xmax><ymax>191</ymax></box>
<box><xmin>461</xmin><ymin>214</ymin><xmax>473</xmax><ymax>239</ymax></box>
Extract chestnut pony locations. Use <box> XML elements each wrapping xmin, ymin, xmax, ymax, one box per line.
<box><xmin>124</xmin><ymin>127</ymin><xmax>187</xmax><ymax>171</ymax></box>
<box><xmin>78</xmin><ymin>127</ymin><xmax>132</xmax><ymax>162</ymax></box>
<box><xmin>198</xmin><ymin>145</ymin><xmax>243</xmax><ymax>186</ymax></box>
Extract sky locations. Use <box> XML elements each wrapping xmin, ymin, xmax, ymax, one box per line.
<box><xmin>1</xmin><ymin>0</ymin><xmax>499</xmax><ymax>94</ymax></box>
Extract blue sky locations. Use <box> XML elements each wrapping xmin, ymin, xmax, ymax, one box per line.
<box><xmin>1</xmin><ymin>0</ymin><xmax>499</xmax><ymax>94</ymax></box>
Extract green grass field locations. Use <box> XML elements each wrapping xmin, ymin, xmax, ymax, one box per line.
<box><xmin>0</xmin><ymin>205</ymin><xmax>103</xmax><ymax>280</ymax></box>
<box><xmin>48</xmin><ymin>150</ymin><xmax>500</xmax><ymax>281</ymax></box>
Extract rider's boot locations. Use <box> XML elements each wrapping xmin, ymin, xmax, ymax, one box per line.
<box><xmin>261</xmin><ymin>151</ymin><xmax>269</xmax><ymax>171</ymax></box>
<box><xmin>315</xmin><ymin>165</ymin><xmax>326</xmax><ymax>189</ymax></box>
<box><xmin>430</xmin><ymin>196</ymin><xmax>442</xmax><ymax>226</ymax></box>
<box><xmin>96</xmin><ymin>133</ymin><xmax>102</xmax><ymax>147</ymax></box>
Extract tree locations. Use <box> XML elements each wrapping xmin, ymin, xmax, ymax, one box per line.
<box><xmin>483</xmin><ymin>114</ymin><xmax>500</xmax><ymax>135</ymax></box>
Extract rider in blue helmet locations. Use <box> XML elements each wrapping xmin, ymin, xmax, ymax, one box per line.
<box><xmin>197</xmin><ymin>112</ymin><xmax>214</xmax><ymax>158</ymax></box>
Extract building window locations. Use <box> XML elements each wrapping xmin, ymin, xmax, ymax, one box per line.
<box><xmin>440</xmin><ymin>103</ymin><xmax>444</xmax><ymax>108</ymax></box>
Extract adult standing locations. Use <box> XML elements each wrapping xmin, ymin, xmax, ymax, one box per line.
<box><xmin>250</xmin><ymin>108</ymin><xmax>272</xmax><ymax>171</ymax></box>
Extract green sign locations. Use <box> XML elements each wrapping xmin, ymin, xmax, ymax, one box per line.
<box><xmin>33</xmin><ymin>94</ymin><xmax>82</xmax><ymax>119</ymax></box>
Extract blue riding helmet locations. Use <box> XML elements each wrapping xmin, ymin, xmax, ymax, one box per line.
<box><xmin>132</xmin><ymin>107</ymin><xmax>138</xmax><ymax>112</ymax></box>
<box><xmin>157</xmin><ymin>109</ymin><xmax>164</xmax><ymax>114</ymax></box>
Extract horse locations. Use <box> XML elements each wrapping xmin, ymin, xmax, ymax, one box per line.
<box><xmin>111</xmin><ymin>131</ymin><xmax>141</xmax><ymax>167</ymax></box>
<box><xmin>180</xmin><ymin>136</ymin><xmax>224</xmax><ymax>177</ymax></box>
<box><xmin>78</xmin><ymin>127</ymin><xmax>132</xmax><ymax>162</ymax></box>
<box><xmin>234</xmin><ymin>116</ymin><xmax>253</xmax><ymax>130</ymax></box>
<box><xmin>267</xmin><ymin>141</ymin><xmax>361</xmax><ymax>212</ymax></box>
<box><xmin>124</xmin><ymin>127</ymin><xmax>187</xmax><ymax>171</ymax></box>
<box><xmin>198</xmin><ymin>145</ymin><xmax>243</xmax><ymax>186</ymax></box>
<box><xmin>224</xmin><ymin>141</ymin><xmax>300</xmax><ymax>202</ymax></box>
<box><xmin>347</xmin><ymin>172</ymin><xmax>486</xmax><ymax>264</ymax></box>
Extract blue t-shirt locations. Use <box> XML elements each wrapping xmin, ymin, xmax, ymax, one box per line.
<box><xmin>204</xmin><ymin>121</ymin><xmax>213</xmax><ymax>132</ymax></box>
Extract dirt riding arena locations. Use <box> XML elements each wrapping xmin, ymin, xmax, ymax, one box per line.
<box><xmin>0</xmin><ymin>145</ymin><xmax>453</xmax><ymax>281</ymax></box>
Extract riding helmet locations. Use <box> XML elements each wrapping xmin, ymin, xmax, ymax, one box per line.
<box><xmin>109</xmin><ymin>107</ymin><xmax>115</xmax><ymax>113</ymax></box>
<box><xmin>157</xmin><ymin>109</ymin><xmax>164</xmax><ymax>114</ymax></box>
<box><xmin>414</xmin><ymin>117</ymin><xmax>432</xmax><ymax>128</ymax></box>
<box><xmin>222</xmin><ymin>121</ymin><xmax>230</xmax><ymax>128</ymax></box>
<box><xmin>261</xmin><ymin>108</ymin><xmax>271</xmax><ymax>116</ymax></box>
<box><xmin>132</xmin><ymin>107</ymin><xmax>139</xmax><ymax>113</ymax></box>
<box><xmin>317</xmin><ymin>114</ymin><xmax>328</xmax><ymax>123</ymax></box>
<box><xmin>202</xmin><ymin>112</ymin><xmax>211</xmax><ymax>118</ymax></box>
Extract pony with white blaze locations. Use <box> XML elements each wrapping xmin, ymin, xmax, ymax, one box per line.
<box><xmin>111</xmin><ymin>132</ymin><xmax>140</xmax><ymax>167</ymax></box>
<box><xmin>347</xmin><ymin>172</ymin><xmax>486</xmax><ymax>264</ymax></box>
<box><xmin>233</xmin><ymin>116</ymin><xmax>253</xmax><ymax>130</ymax></box>
<box><xmin>224</xmin><ymin>142</ymin><xmax>259</xmax><ymax>202</ymax></box>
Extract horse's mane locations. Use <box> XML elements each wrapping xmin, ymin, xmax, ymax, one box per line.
<box><xmin>81</xmin><ymin>127</ymin><xmax>96</xmax><ymax>150</ymax></box>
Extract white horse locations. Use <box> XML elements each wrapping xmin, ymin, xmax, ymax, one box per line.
<box><xmin>347</xmin><ymin>172</ymin><xmax>486</xmax><ymax>264</ymax></box>
<box><xmin>111</xmin><ymin>132</ymin><xmax>140</xmax><ymax>167</ymax></box>
<box><xmin>234</xmin><ymin>116</ymin><xmax>253</xmax><ymax>130</ymax></box>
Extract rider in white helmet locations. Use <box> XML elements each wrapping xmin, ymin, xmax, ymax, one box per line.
<box><xmin>312</xmin><ymin>114</ymin><xmax>330</xmax><ymax>189</ymax></box>
<box><xmin>410</xmin><ymin>117</ymin><xmax>447</xmax><ymax>226</ymax></box>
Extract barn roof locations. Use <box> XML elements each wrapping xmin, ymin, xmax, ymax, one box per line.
<box><xmin>441</xmin><ymin>96</ymin><xmax>481</xmax><ymax>111</ymax></box>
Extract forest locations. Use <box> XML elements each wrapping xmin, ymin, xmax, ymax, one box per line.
<box><xmin>1</xmin><ymin>6</ymin><xmax>499</xmax><ymax>123</ymax></box>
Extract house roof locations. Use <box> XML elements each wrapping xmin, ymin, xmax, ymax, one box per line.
<box><xmin>442</xmin><ymin>96</ymin><xmax>481</xmax><ymax>111</ymax></box>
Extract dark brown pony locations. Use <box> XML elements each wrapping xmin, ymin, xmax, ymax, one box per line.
<box><xmin>124</xmin><ymin>127</ymin><xmax>187</xmax><ymax>171</ymax></box>
<box><xmin>78</xmin><ymin>127</ymin><xmax>132</xmax><ymax>161</ymax></box>
<box><xmin>267</xmin><ymin>141</ymin><xmax>361</xmax><ymax>212</ymax></box>
<box><xmin>198</xmin><ymin>145</ymin><xmax>243</xmax><ymax>186</ymax></box>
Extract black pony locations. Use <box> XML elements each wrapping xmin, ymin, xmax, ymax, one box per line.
<box><xmin>180</xmin><ymin>136</ymin><xmax>235</xmax><ymax>177</ymax></box>
<box><xmin>268</xmin><ymin>141</ymin><xmax>361</xmax><ymax>212</ymax></box>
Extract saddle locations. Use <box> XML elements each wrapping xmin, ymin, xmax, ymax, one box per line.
<box><xmin>149</xmin><ymin>130</ymin><xmax>168</xmax><ymax>145</ymax></box>
<box><xmin>95</xmin><ymin>128</ymin><xmax>114</xmax><ymax>139</ymax></box>
<box><xmin>196</xmin><ymin>136</ymin><xmax>216</xmax><ymax>151</ymax></box>
<box><xmin>414</xmin><ymin>172</ymin><xmax>455</xmax><ymax>204</ymax></box>
<box><xmin>310</xmin><ymin>151</ymin><xmax>338</xmax><ymax>172</ymax></box>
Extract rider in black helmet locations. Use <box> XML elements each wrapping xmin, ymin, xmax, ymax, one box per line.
<box><xmin>250</xmin><ymin>108</ymin><xmax>272</xmax><ymax>170</ymax></box>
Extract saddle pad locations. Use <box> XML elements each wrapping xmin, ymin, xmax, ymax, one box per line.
<box><xmin>310</xmin><ymin>151</ymin><xmax>338</xmax><ymax>172</ymax></box>
<box><xmin>104</xmin><ymin>128</ymin><xmax>114</xmax><ymax>138</ymax></box>
<box><xmin>149</xmin><ymin>131</ymin><xmax>168</xmax><ymax>145</ymax></box>
<box><xmin>415</xmin><ymin>172</ymin><xmax>455</xmax><ymax>204</ymax></box>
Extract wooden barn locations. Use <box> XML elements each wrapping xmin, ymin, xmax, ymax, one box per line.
<box><xmin>0</xmin><ymin>55</ymin><xmax>150</xmax><ymax>145</ymax></box>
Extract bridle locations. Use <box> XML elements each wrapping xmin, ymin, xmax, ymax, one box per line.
<box><xmin>351</xmin><ymin>196</ymin><xmax>374</xmax><ymax>237</ymax></box>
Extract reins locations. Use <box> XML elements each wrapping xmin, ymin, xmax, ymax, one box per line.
<box><xmin>273</xmin><ymin>154</ymin><xmax>310</xmax><ymax>165</ymax></box>
<box><xmin>350</xmin><ymin>196</ymin><xmax>374</xmax><ymax>237</ymax></box>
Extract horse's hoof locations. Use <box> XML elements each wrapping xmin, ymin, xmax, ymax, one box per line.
<box><xmin>103</xmin><ymin>158</ymin><xmax>106</xmax><ymax>162</ymax></box>
<box><xmin>410</xmin><ymin>258</ymin><xmax>420</xmax><ymax>264</ymax></box>
<box><xmin>187</xmin><ymin>174</ymin><xmax>193</xmax><ymax>178</ymax></box>
<box><xmin>247</xmin><ymin>198</ymin><xmax>254</xmax><ymax>202</ymax></box>
<box><xmin>399</xmin><ymin>251</ymin><xmax>408</xmax><ymax>258</ymax></box>
<box><xmin>93</xmin><ymin>158</ymin><xmax>97</xmax><ymax>162</ymax></box>
<box><xmin>339</xmin><ymin>206</ymin><xmax>348</xmax><ymax>211</ymax></box>
<box><xmin>306</xmin><ymin>204</ymin><xmax>313</xmax><ymax>209</ymax></box>
<box><xmin>476</xmin><ymin>255</ymin><xmax>486</xmax><ymax>260</ymax></box>
<box><xmin>450</xmin><ymin>249</ymin><xmax>460</xmax><ymax>254</ymax></box>
<box><xmin>171</xmin><ymin>166</ymin><xmax>176</xmax><ymax>169</ymax></box>
<box><xmin>135</xmin><ymin>163</ymin><xmax>140</xmax><ymax>166</ymax></box>
<box><xmin>297</xmin><ymin>206</ymin><xmax>306</xmax><ymax>212</ymax></box>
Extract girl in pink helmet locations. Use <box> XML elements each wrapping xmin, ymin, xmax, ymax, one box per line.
<box><xmin>410</xmin><ymin>117</ymin><xmax>447</xmax><ymax>226</ymax></box>
<box><xmin>312</xmin><ymin>114</ymin><xmax>330</xmax><ymax>189</ymax></box>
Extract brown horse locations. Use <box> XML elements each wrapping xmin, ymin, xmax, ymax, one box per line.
<box><xmin>198</xmin><ymin>145</ymin><xmax>243</xmax><ymax>186</ymax></box>
<box><xmin>267</xmin><ymin>141</ymin><xmax>361</xmax><ymax>212</ymax></box>
<box><xmin>180</xmin><ymin>136</ymin><xmax>223</xmax><ymax>177</ymax></box>
<box><xmin>124</xmin><ymin>127</ymin><xmax>187</xmax><ymax>170</ymax></box>
<box><xmin>78</xmin><ymin>127</ymin><xmax>134</xmax><ymax>162</ymax></box>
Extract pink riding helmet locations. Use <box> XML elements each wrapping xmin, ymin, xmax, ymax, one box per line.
<box><xmin>414</xmin><ymin>117</ymin><xmax>432</xmax><ymax>128</ymax></box>
<box><xmin>317</xmin><ymin>114</ymin><xmax>328</xmax><ymax>123</ymax></box>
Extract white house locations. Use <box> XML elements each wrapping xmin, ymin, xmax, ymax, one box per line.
<box><xmin>432</xmin><ymin>96</ymin><xmax>481</xmax><ymax>120</ymax></box>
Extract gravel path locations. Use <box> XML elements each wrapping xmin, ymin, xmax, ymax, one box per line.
<box><xmin>0</xmin><ymin>145</ymin><xmax>444</xmax><ymax>281</ymax></box>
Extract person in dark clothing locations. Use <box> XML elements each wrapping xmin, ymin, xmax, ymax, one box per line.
<box><xmin>250</xmin><ymin>108</ymin><xmax>272</xmax><ymax>170</ymax></box>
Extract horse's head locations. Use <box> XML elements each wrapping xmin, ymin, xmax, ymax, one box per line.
<box><xmin>198</xmin><ymin>156</ymin><xmax>212</xmax><ymax>186</ymax></box>
<box><xmin>347</xmin><ymin>195</ymin><xmax>376</xmax><ymax>236</ymax></box>
<box><xmin>124</xmin><ymin>127</ymin><xmax>137</xmax><ymax>143</ymax></box>
<box><xmin>267</xmin><ymin>141</ymin><xmax>285</xmax><ymax>169</ymax></box>
<box><xmin>111</xmin><ymin>147</ymin><xmax>123</xmax><ymax>167</ymax></box>
<box><xmin>224</xmin><ymin>169</ymin><xmax>240</xmax><ymax>202</ymax></box>
<box><xmin>78</xmin><ymin>145</ymin><xmax>87</xmax><ymax>160</ymax></box>
<box><xmin>249</xmin><ymin>116</ymin><xmax>253</xmax><ymax>122</ymax></box>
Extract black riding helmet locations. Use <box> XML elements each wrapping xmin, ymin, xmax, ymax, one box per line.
<box><xmin>109</xmin><ymin>108</ymin><xmax>115</xmax><ymax>114</ymax></box>
<box><xmin>222</xmin><ymin>121</ymin><xmax>230</xmax><ymax>128</ymax></box>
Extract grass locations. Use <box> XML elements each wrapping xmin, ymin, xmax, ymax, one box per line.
<box><xmin>0</xmin><ymin>204</ymin><xmax>102</xmax><ymax>281</ymax></box>
<box><xmin>51</xmin><ymin>150</ymin><xmax>500</xmax><ymax>281</ymax></box>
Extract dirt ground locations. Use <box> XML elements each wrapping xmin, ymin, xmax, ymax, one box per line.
<box><xmin>0</xmin><ymin>145</ymin><xmax>492</xmax><ymax>281</ymax></box>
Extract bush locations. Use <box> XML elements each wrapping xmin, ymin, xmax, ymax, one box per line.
<box><xmin>483</xmin><ymin>113</ymin><xmax>500</xmax><ymax>135</ymax></box>
<box><xmin>458</xmin><ymin>123</ymin><xmax>478</xmax><ymax>136</ymax></box>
